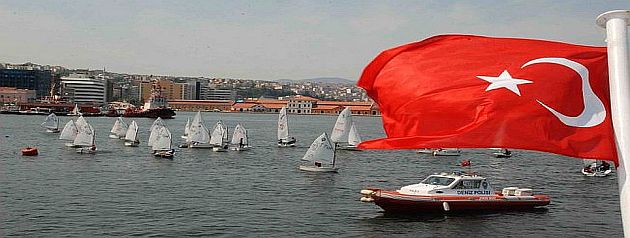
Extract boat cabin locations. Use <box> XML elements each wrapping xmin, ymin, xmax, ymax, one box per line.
<box><xmin>398</xmin><ymin>172</ymin><xmax>495</xmax><ymax>196</ymax></box>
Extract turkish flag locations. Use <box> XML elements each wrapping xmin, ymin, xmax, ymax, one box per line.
<box><xmin>358</xmin><ymin>35</ymin><xmax>617</xmax><ymax>163</ymax></box>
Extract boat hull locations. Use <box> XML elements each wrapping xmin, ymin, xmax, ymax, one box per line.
<box><xmin>212</xmin><ymin>146</ymin><xmax>228</xmax><ymax>152</ymax></box>
<box><xmin>154</xmin><ymin>151</ymin><xmax>174</xmax><ymax>159</ymax></box>
<box><xmin>124</xmin><ymin>141</ymin><xmax>140</xmax><ymax>147</ymax></box>
<box><xmin>189</xmin><ymin>143</ymin><xmax>213</xmax><ymax>149</ymax></box>
<box><xmin>278</xmin><ymin>142</ymin><xmax>296</xmax><ymax>147</ymax></box>
<box><xmin>230</xmin><ymin>146</ymin><xmax>250</xmax><ymax>151</ymax></box>
<box><xmin>299</xmin><ymin>165</ymin><xmax>338</xmax><ymax>173</ymax></box>
<box><xmin>76</xmin><ymin>147</ymin><xmax>97</xmax><ymax>154</ymax></box>
<box><xmin>364</xmin><ymin>189</ymin><xmax>550</xmax><ymax>213</ymax></box>
<box><xmin>582</xmin><ymin>169</ymin><xmax>612</xmax><ymax>177</ymax></box>
<box><xmin>493</xmin><ymin>152</ymin><xmax>512</xmax><ymax>158</ymax></box>
<box><xmin>339</xmin><ymin>146</ymin><xmax>361</xmax><ymax>151</ymax></box>
<box><xmin>46</xmin><ymin>128</ymin><xmax>60</xmax><ymax>133</ymax></box>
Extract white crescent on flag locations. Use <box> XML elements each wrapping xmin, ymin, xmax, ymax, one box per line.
<box><xmin>521</xmin><ymin>57</ymin><xmax>606</xmax><ymax>128</ymax></box>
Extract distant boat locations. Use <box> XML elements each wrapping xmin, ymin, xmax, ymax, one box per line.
<box><xmin>342</xmin><ymin>122</ymin><xmax>362</xmax><ymax>151</ymax></box>
<box><xmin>230</xmin><ymin>124</ymin><xmax>250</xmax><ymax>151</ymax></box>
<box><xmin>124</xmin><ymin>120</ymin><xmax>140</xmax><ymax>147</ymax></box>
<box><xmin>74</xmin><ymin>120</ymin><xmax>96</xmax><ymax>154</ymax></box>
<box><xmin>109</xmin><ymin>117</ymin><xmax>128</xmax><ymax>139</ymax></box>
<box><xmin>68</xmin><ymin>103</ymin><xmax>82</xmax><ymax>116</ymax></box>
<box><xmin>152</xmin><ymin>126</ymin><xmax>174</xmax><ymax>159</ymax></box>
<box><xmin>416</xmin><ymin>149</ymin><xmax>436</xmax><ymax>154</ymax></box>
<box><xmin>209</xmin><ymin>120</ymin><xmax>229</xmax><ymax>152</ymax></box>
<box><xmin>299</xmin><ymin>132</ymin><xmax>338</xmax><ymax>173</ymax></box>
<box><xmin>187</xmin><ymin>112</ymin><xmax>212</xmax><ymax>149</ymax></box>
<box><xmin>277</xmin><ymin>107</ymin><xmax>296</xmax><ymax>147</ymax></box>
<box><xmin>41</xmin><ymin>113</ymin><xmax>60</xmax><ymax>133</ymax></box>
<box><xmin>59</xmin><ymin>120</ymin><xmax>78</xmax><ymax>147</ymax></box>
<box><xmin>492</xmin><ymin>148</ymin><xmax>513</xmax><ymax>158</ymax></box>
<box><xmin>331</xmin><ymin>107</ymin><xmax>352</xmax><ymax>144</ymax></box>
<box><xmin>147</xmin><ymin>117</ymin><xmax>165</xmax><ymax>147</ymax></box>
<box><xmin>582</xmin><ymin>159</ymin><xmax>612</xmax><ymax>177</ymax></box>
<box><xmin>181</xmin><ymin>117</ymin><xmax>191</xmax><ymax>139</ymax></box>
<box><xmin>432</xmin><ymin>148</ymin><xmax>461</xmax><ymax>156</ymax></box>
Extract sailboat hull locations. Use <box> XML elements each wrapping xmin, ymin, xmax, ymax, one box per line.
<box><xmin>154</xmin><ymin>151</ymin><xmax>174</xmax><ymax>159</ymax></box>
<box><xmin>124</xmin><ymin>141</ymin><xmax>140</xmax><ymax>147</ymax></box>
<box><xmin>433</xmin><ymin>149</ymin><xmax>461</xmax><ymax>156</ymax></box>
<box><xmin>46</xmin><ymin>128</ymin><xmax>60</xmax><ymax>133</ymax></box>
<box><xmin>109</xmin><ymin>134</ymin><xmax>120</xmax><ymax>139</ymax></box>
<box><xmin>339</xmin><ymin>146</ymin><xmax>362</xmax><ymax>151</ymax></box>
<box><xmin>65</xmin><ymin>143</ymin><xmax>81</xmax><ymax>148</ymax></box>
<box><xmin>212</xmin><ymin>146</ymin><xmax>228</xmax><ymax>152</ymax></box>
<box><xmin>230</xmin><ymin>146</ymin><xmax>250</xmax><ymax>151</ymax></box>
<box><xmin>299</xmin><ymin>165</ymin><xmax>338</xmax><ymax>173</ymax></box>
<box><xmin>493</xmin><ymin>152</ymin><xmax>512</xmax><ymax>158</ymax></box>
<box><xmin>76</xmin><ymin>147</ymin><xmax>97</xmax><ymax>154</ymax></box>
<box><xmin>582</xmin><ymin>169</ymin><xmax>612</xmax><ymax>177</ymax></box>
<box><xmin>189</xmin><ymin>143</ymin><xmax>213</xmax><ymax>149</ymax></box>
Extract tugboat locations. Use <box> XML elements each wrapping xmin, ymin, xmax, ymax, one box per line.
<box><xmin>360</xmin><ymin>171</ymin><xmax>550</xmax><ymax>213</ymax></box>
<box><xmin>123</xmin><ymin>80</ymin><xmax>176</xmax><ymax>119</ymax></box>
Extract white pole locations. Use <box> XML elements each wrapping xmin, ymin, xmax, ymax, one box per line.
<box><xmin>597</xmin><ymin>10</ymin><xmax>630</xmax><ymax>237</ymax></box>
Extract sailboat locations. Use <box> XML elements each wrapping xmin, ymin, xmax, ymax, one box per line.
<box><xmin>124</xmin><ymin>120</ymin><xmax>140</xmax><ymax>147</ymax></box>
<box><xmin>41</xmin><ymin>113</ymin><xmax>60</xmax><ymax>133</ymax></box>
<box><xmin>341</xmin><ymin>122</ymin><xmax>362</xmax><ymax>151</ymax></box>
<box><xmin>230</xmin><ymin>124</ymin><xmax>250</xmax><ymax>151</ymax></box>
<box><xmin>75</xmin><ymin>122</ymin><xmax>96</xmax><ymax>154</ymax></box>
<box><xmin>181</xmin><ymin>117</ymin><xmax>191</xmax><ymax>139</ymax></box>
<box><xmin>299</xmin><ymin>132</ymin><xmax>338</xmax><ymax>173</ymax></box>
<box><xmin>187</xmin><ymin>112</ymin><xmax>212</xmax><ymax>148</ymax></box>
<box><xmin>109</xmin><ymin>117</ymin><xmax>128</xmax><ymax>139</ymax></box>
<box><xmin>277</xmin><ymin>107</ymin><xmax>296</xmax><ymax>147</ymax></box>
<box><xmin>152</xmin><ymin>126</ymin><xmax>174</xmax><ymax>158</ymax></box>
<box><xmin>147</xmin><ymin>117</ymin><xmax>166</xmax><ymax>147</ymax></box>
<box><xmin>582</xmin><ymin>159</ymin><xmax>612</xmax><ymax>177</ymax></box>
<box><xmin>59</xmin><ymin>120</ymin><xmax>78</xmax><ymax>147</ymax></box>
<box><xmin>68</xmin><ymin>103</ymin><xmax>82</xmax><ymax>116</ymax></box>
<box><xmin>209</xmin><ymin>120</ymin><xmax>229</xmax><ymax>152</ymax></box>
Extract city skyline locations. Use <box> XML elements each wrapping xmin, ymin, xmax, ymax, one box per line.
<box><xmin>1</xmin><ymin>1</ymin><xmax>628</xmax><ymax>81</ymax></box>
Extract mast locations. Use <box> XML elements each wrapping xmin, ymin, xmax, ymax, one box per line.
<box><xmin>596</xmin><ymin>9</ymin><xmax>630</xmax><ymax>236</ymax></box>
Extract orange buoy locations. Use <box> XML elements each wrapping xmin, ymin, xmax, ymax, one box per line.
<box><xmin>21</xmin><ymin>147</ymin><xmax>38</xmax><ymax>156</ymax></box>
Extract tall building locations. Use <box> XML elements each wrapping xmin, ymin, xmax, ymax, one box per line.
<box><xmin>61</xmin><ymin>74</ymin><xmax>107</xmax><ymax>105</ymax></box>
<box><xmin>0</xmin><ymin>69</ymin><xmax>52</xmax><ymax>99</ymax></box>
<box><xmin>139</xmin><ymin>79</ymin><xmax>183</xmax><ymax>102</ymax></box>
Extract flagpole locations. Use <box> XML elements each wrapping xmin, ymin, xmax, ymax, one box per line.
<box><xmin>596</xmin><ymin>9</ymin><xmax>630</xmax><ymax>236</ymax></box>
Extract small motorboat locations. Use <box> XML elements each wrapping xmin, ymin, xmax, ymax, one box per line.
<box><xmin>360</xmin><ymin>171</ymin><xmax>550</xmax><ymax>213</ymax></box>
<box><xmin>582</xmin><ymin>160</ymin><xmax>612</xmax><ymax>177</ymax></box>
<box><xmin>416</xmin><ymin>148</ymin><xmax>435</xmax><ymax>154</ymax></box>
<box><xmin>492</xmin><ymin>148</ymin><xmax>513</xmax><ymax>158</ymax></box>
<box><xmin>21</xmin><ymin>147</ymin><xmax>39</xmax><ymax>156</ymax></box>
<box><xmin>433</xmin><ymin>148</ymin><xmax>461</xmax><ymax>156</ymax></box>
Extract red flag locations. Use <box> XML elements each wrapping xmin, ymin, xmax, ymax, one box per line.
<box><xmin>358</xmin><ymin>35</ymin><xmax>617</xmax><ymax>163</ymax></box>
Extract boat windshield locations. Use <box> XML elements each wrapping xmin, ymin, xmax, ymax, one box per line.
<box><xmin>421</xmin><ymin>176</ymin><xmax>455</xmax><ymax>186</ymax></box>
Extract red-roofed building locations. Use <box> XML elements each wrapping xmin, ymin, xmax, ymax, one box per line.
<box><xmin>169</xmin><ymin>100</ymin><xmax>233</xmax><ymax>112</ymax></box>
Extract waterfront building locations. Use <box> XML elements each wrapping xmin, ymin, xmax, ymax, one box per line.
<box><xmin>0</xmin><ymin>87</ymin><xmax>36</xmax><ymax>104</ymax></box>
<box><xmin>169</xmin><ymin>100</ymin><xmax>233</xmax><ymax>112</ymax></box>
<box><xmin>286</xmin><ymin>95</ymin><xmax>318</xmax><ymax>114</ymax></box>
<box><xmin>61</xmin><ymin>74</ymin><xmax>107</xmax><ymax>105</ymax></box>
<box><xmin>203</xmin><ymin>88</ymin><xmax>236</xmax><ymax>101</ymax></box>
<box><xmin>0</xmin><ymin>68</ymin><xmax>52</xmax><ymax>98</ymax></box>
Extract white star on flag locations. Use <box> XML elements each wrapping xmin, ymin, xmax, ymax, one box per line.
<box><xmin>476</xmin><ymin>70</ymin><xmax>533</xmax><ymax>96</ymax></box>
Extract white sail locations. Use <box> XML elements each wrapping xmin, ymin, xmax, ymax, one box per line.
<box><xmin>230</xmin><ymin>124</ymin><xmax>248</xmax><ymax>146</ymax></box>
<box><xmin>149</xmin><ymin>117</ymin><xmax>165</xmax><ymax>132</ymax></box>
<box><xmin>152</xmin><ymin>126</ymin><xmax>172</xmax><ymax>151</ymax></box>
<box><xmin>75</xmin><ymin>116</ymin><xmax>88</xmax><ymax>129</ymax></box>
<box><xmin>302</xmin><ymin>132</ymin><xmax>336</xmax><ymax>165</ymax></box>
<box><xmin>110</xmin><ymin>117</ymin><xmax>128</xmax><ymax>137</ymax></box>
<box><xmin>278</xmin><ymin>107</ymin><xmax>290</xmax><ymax>140</ymax></box>
<box><xmin>348</xmin><ymin>122</ymin><xmax>362</xmax><ymax>146</ymax></box>
<box><xmin>183</xmin><ymin>117</ymin><xmax>191</xmax><ymax>137</ymax></box>
<box><xmin>59</xmin><ymin>120</ymin><xmax>78</xmax><ymax>140</ymax></box>
<box><xmin>330</xmin><ymin>107</ymin><xmax>353</xmax><ymax>143</ymax></box>
<box><xmin>187</xmin><ymin>117</ymin><xmax>210</xmax><ymax>144</ymax></box>
<box><xmin>73</xmin><ymin>123</ymin><xmax>94</xmax><ymax>147</ymax></box>
<box><xmin>70</xmin><ymin>103</ymin><xmax>81</xmax><ymax>115</ymax></box>
<box><xmin>125</xmin><ymin>120</ymin><xmax>139</xmax><ymax>142</ymax></box>
<box><xmin>41</xmin><ymin>113</ymin><xmax>59</xmax><ymax>130</ymax></box>
<box><xmin>209</xmin><ymin>121</ymin><xmax>227</xmax><ymax>146</ymax></box>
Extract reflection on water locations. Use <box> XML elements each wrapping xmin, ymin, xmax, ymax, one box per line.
<box><xmin>0</xmin><ymin>112</ymin><xmax>623</xmax><ymax>237</ymax></box>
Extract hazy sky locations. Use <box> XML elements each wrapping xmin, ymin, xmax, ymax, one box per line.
<box><xmin>0</xmin><ymin>0</ymin><xmax>628</xmax><ymax>80</ymax></box>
